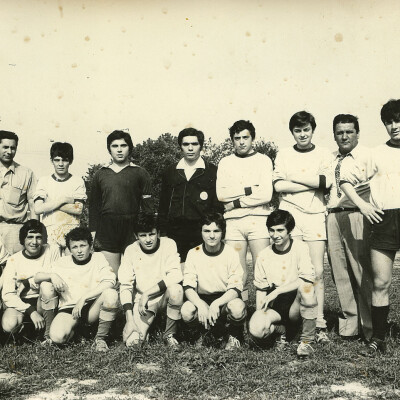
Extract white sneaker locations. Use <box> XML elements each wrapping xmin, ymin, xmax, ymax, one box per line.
<box><xmin>94</xmin><ymin>338</ymin><xmax>109</xmax><ymax>352</ymax></box>
<box><xmin>297</xmin><ymin>341</ymin><xmax>314</xmax><ymax>359</ymax></box>
<box><xmin>164</xmin><ymin>334</ymin><xmax>181</xmax><ymax>349</ymax></box>
<box><xmin>315</xmin><ymin>329</ymin><xmax>330</xmax><ymax>344</ymax></box>
<box><xmin>225</xmin><ymin>335</ymin><xmax>241</xmax><ymax>350</ymax></box>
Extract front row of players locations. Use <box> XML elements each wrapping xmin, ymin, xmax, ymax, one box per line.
<box><xmin>1</xmin><ymin>210</ymin><xmax>319</xmax><ymax>358</ymax></box>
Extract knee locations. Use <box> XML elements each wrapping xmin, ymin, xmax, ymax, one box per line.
<box><xmin>373</xmin><ymin>276</ymin><xmax>391</xmax><ymax>292</ymax></box>
<box><xmin>167</xmin><ymin>284</ymin><xmax>184</xmax><ymax>305</ymax></box>
<box><xmin>299</xmin><ymin>282</ymin><xmax>317</xmax><ymax>306</ymax></box>
<box><xmin>249</xmin><ymin>311</ymin><xmax>270</xmax><ymax>339</ymax></box>
<box><xmin>314</xmin><ymin>264</ymin><xmax>324</xmax><ymax>280</ymax></box>
<box><xmin>1</xmin><ymin>315</ymin><xmax>20</xmax><ymax>334</ymax></box>
<box><xmin>49</xmin><ymin>324</ymin><xmax>71</xmax><ymax>344</ymax></box>
<box><xmin>40</xmin><ymin>282</ymin><xmax>56</xmax><ymax>298</ymax></box>
<box><xmin>181</xmin><ymin>301</ymin><xmax>197</xmax><ymax>322</ymax></box>
<box><xmin>227</xmin><ymin>298</ymin><xmax>246</xmax><ymax>320</ymax></box>
<box><xmin>101</xmin><ymin>288</ymin><xmax>119</xmax><ymax>308</ymax></box>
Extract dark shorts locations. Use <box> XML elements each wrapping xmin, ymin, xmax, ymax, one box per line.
<box><xmin>370</xmin><ymin>209</ymin><xmax>400</xmax><ymax>252</ymax></box>
<box><xmin>95</xmin><ymin>215</ymin><xmax>136</xmax><ymax>253</ymax></box>
<box><xmin>21</xmin><ymin>297</ymin><xmax>39</xmax><ymax>322</ymax></box>
<box><xmin>59</xmin><ymin>299</ymin><xmax>96</xmax><ymax>323</ymax></box>
<box><xmin>167</xmin><ymin>221</ymin><xmax>202</xmax><ymax>262</ymax></box>
<box><xmin>269</xmin><ymin>290</ymin><xmax>298</xmax><ymax>323</ymax></box>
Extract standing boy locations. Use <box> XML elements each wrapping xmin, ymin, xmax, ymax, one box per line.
<box><xmin>217</xmin><ymin>120</ymin><xmax>273</xmax><ymax>298</ymax></box>
<box><xmin>0</xmin><ymin>131</ymin><xmax>37</xmax><ymax>255</ymax></box>
<box><xmin>119</xmin><ymin>214</ymin><xmax>183</xmax><ymax>348</ymax></box>
<box><xmin>340</xmin><ymin>99</ymin><xmax>400</xmax><ymax>356</ymax></box>
<box><xmin>249</xmin><ymin>210</ymin><xmax>317</xmax><ymax>359</ymax></box>
<box><xmin>181</xmin><ymin>212</ymin><xmax>246</xmax><ymax>350</ymax></box>
<box><xmin>89</xmin><ymin>130</ymin><xmax>153</xmax><ymax>274</ymax></box>
<box><xmin>35</xmin><ymin>227</ymin><xmax>118</xmax><ymax>352</ymax></box>
<box><xmin>273</xmin><ymin>111</ymin><xmax>331</xmax><ymax>342</ymax></box>
<box><xmin>34</xmin><ymin>142</ymin><xmax>87</xmax><ymax>252</ymax></box>
<box><xmin>1</xmin><ymin>220</ymin><xmax>60</xmax><ymax>340</ymax></box>
<box><xmin>159</xmin><ymin>128</ymin><xmax>222</xmax><ymax>264</ymax></box>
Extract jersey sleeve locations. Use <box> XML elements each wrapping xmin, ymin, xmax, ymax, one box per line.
<box><xmin>182</xmin><ymin>250</ymin><xmax>198</xmax><ymax>290</ymax></box>
<box><xmin>158</xmin><ymin>168</ymin><xmax>172</xmax><ymax>236</ymax></box>
<box><xmin>163</xmin><ymin>239</ymin><xmax>183</xmax><ymax>287</ymax></box>
<box><xmin>272</xmin><ymin>151</ymin><xmax>287</xmax><ymax>184</ymax></box>
<box><xmin>97</xmin><ymin>253</ymin><xmax>116</xmax><ymax>286</ymax></box>
<box><xmin>216</xmin><ymin>157</ymin><xmax>247</xmax><ymax>202</ymax></box>
<box><xmin>226</xmin><ymin>250</ymin><xmax>244</xmax><ymax>292</ymax></box>
<box><xmin>1</xmin><ymin>261</ymin><xmax>32</xmax><ymax>313</ymax></box>
<box><xmin>89</xmin><ymin>171</ymin><xmax>102</xmax><ymax>232</ymax></box>
<box><xmin>33</xmin><ymin>176</ymin><xmax>48</xmax><ymax>202</ymax></box>
<box><xmin>73</xmin><ymin>177</ymin><xmax>88</xmax><ymax>203</ymax></box>
<box><xmin>238</xmin><ymin>155</ymin><xmax>273</xmax><ymax>207</ymax></box>
<box><xmin>118</xmin><ymin>247</ymin><xmax>136</xmax><ymax>306</ymax></box>
<box><xmin>139</xmin><ymin>168</ymin><xmax>154</xmax><ymax>214</ymax></box>
<box><xmin>253</xmin><ymin>251</ymin><xmax>271</xmax><ymax>290</ymax></box>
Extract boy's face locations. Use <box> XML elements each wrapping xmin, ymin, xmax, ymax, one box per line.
<box><xmin>0</xmin><ymin>139</ymin><xmax>17</xmax><ymax>167</ymax></box>
<box><xmin>201</xmin><ymin>222</ymin><xmax>223</xmax><ymax>250</ymax></box>
<box><xmin>181</xmin><ymin>135</ymin><xmax>201</xmax><ymax>163</ymax></box>
<box><xmin>232</xmin><ymin>129</ymin><xmax>253</xmax><ymax>156</ymax></box>
<box><xmin>24</xmin><ymin>231</ymin><xmax>43</xmax><ymax>257</ymax></box>
<box><xmin>69</xmin><ymin>240</ymin><xmax>91</xmax><ymax>262</ymax></box>
<box><xmin>292</xmin><ymin>123</ymin><xmax>314</xmax><ymax>149</ymax></box>
<box><xmin>135</xmin><ymin>228</ymin><xmax>159</xmax><ymax>251</ymax></box>
<box><xmin>52</xmin><ymin>156</ymin><xmax>70</xmax><ymax>177</ymax></box>
<box><xmin>334</xmin><ymin>123</ymin><xmax>359</xmax><ymax>154</ymax></box>
<box><xmin>268</xmin><ymin>224</ymin><xmax>290</xmax><ymax>247</ymax></box>
<box><xmin>109</xmin><ymin>139</ymin><xmax>130</xmax><ymax>164</ymax></box>
<box><xmin>384</xmin><ymin>118</ymin><xmax>400</xmax><ymax>144</ymax></box>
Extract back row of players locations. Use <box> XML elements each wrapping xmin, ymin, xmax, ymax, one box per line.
<box><xmin>1</xmin><ymin>98</ymin><xmax>399</xmax><ymax>358</ymax></box>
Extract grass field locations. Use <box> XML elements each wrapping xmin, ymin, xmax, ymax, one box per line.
<box><xmin>1</xmin><ymin>256</ymin><xmax>400</xmax><ymax>400</ymax></box>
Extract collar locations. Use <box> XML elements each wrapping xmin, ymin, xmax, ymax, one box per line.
<box><xmin>0</xmin><ymin>161</ymin><xmax>17</xmax><ymax>174</ymax></box>
<box><xmin>22</xmin><ymin>246</ymin><xmax>45</xmax><ymax>260</ymax></box>
<box><xmin>72</xmin><ymin>253</ymin><xmax>92</xmax><ymax>265</ymax></box>
<box><xmin>202</xmin><ymin>242</ymin><xmax>225</xmax><ymax>257</ymax></box>
<box><xmin>272</xmin><ymin>239</ymin><xmax>293</xmax><ymax>255</ymax></box>
<box><xmin>139</xmin><ymin>239</ymin><xmax>161</xmax><ymax>254</ymax></box>
<box><xmin>51</xmin><ymin>173</ymin><xmax>72</xmax><ymax>182</ymax></box>
<box><xmin>293</xmin><ymin>144</ymin><xmax>315</xmax><ymax>153</ymax></box>
<box><xmin>386</xmin><ymin>140</ymin><xmax>400</xmax><ymax>149</ymax></box>
<box><xmin>176</xmin><ymin>157</ymin><xmax>205</xmax><ymax>170</ymax></box>
<box><xmin>234</xmin><ymin>151</ymin><xmax>257</xmax><ymax>159</ymax></box>
<box><xmin>101</xmin><ymin>161</ymin><xmax>138</xmax><ymax>169</ymax></box>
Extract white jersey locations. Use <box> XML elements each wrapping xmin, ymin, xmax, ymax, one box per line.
<box><xmin>34</xmin><ymin>174</ymin><xmax>87</xmax><ymax>228</ymax></box>
<box><xmin>50</xmin><ymin>252</ymin><xmax>116</xmax><ymax>310</ymax></box>
<box><xmin>217</xmin><ymin>152</ymin><xmax>273</xmax><ymax>219</ymax></box>
<box><xmin>1</xmin><ymin>245</ymin><xmax>61</xmax><ymax>312</ymax></box>
<box><xmin>254</xmin><ymin>240</ymin><xmax>315</xmax><ymax>290</ymax></box>
<box><xmin>273</xmin><ymin>145</ymin><xmax>331</xmax><ymax>214</ymax></box>
<box><xmin>119</xmin><ymin>237</ymin><xmax>182</xmax><ymax>306</ymax></box>
<box><xmin>183</xmin><ymin>243</ymin><xmax>244</xmax><ymax>295</ymax></box>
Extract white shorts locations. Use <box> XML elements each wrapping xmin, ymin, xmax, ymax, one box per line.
<box><xmin>225</xmin><ymin>215</ymin><xmax>269</xmax><ymax>241</ymax></box>
<box><xmin>279</xmin><ymin>204</ymin><xmax>326</xmax><ymax>241</ymax></box>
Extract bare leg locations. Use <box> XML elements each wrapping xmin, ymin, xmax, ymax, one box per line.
<box><xmin>101</xmin><ymin>251</ymin><xmax>122</xmax><ymax>276</ymax></box>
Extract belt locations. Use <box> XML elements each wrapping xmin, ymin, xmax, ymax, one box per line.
<box><xmin>328</xmin><ymin>207</ymin><xmax>359</xmax><ymax>214</ymax></box>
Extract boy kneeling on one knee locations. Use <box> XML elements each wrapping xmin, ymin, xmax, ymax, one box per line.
<box><xmin>181</xmin><ymin>212</ymin><xmax>246</xmax><ymax>350</ymax></box>
<box><xmin>119</xmin><ymin>213</ymin><xmax>184</xmax><ymax>348</ymax></box>
<box><xmin>249</xmin><ymin>209</ymin><xmax>317</xmax><ymax>359</ymax></box>
<box><xmin>35</xmin><ymin>227</ymin><xmax>118</xmax><ymax>352</ymax></box>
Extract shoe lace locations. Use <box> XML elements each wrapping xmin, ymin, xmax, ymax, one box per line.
<box><xmin>228</xmin><ymin>336</ymin><xmax>240</xmax><ymax>347</ymax></box>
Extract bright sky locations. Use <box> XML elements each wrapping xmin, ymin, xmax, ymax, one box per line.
<box><xmin>1</xmin><ymin>0</ymin><xmax>400</xmax><ymax>178</ymax></box>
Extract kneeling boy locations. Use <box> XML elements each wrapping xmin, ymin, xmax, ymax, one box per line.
<box><xmin>35</xmin><ymin>227</ymin><xmax>118</xmax><ymax>352</ymax></box>
<box><xmin>249</xmin><ymin>210</ymin><xmax>317</xmax><ymax>358</ymax></box>
<box><xmin>118</xmin><ymin>214</ymin><xmax>183</xmax><ymax>348</ymax></box>
<box><xmin>181</xmin><ymin>212</ymin><xmax>246</xmax><ymax>350</ymax></box>
<box><xmin>2</xmin><ymin>220</ymin><xmax>60</xmax><ymax>340</ymax></box>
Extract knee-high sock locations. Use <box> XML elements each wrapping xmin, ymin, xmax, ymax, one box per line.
<box><xmin>164</xmin><ymin>302</ymin><xmax>182</xmax><ymax>338</ymax></box>
<box><xmin>96</xmin><ymin>307</ymin><xmax>117</xmax><ymax>340</ymax></box>
<box><xmin>371</xmin><ymin>305</ymin><xmax>389</xmax><ymax>341</ymax></box>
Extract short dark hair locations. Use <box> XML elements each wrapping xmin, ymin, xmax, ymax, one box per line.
<box><xmin>106</xmin><ymin>130</ymin><xmax>134</xmax><ymax>154</ymax></box>
<box><xmin>200</xmin><ymin>212</ymin><xmax>226</xmax><ymax>239</ymax></box>
<box><xmin>65</xmin><ymin>227</ymin><xmax>93</xmax><ymax>250</ymax></box>
<box><xmin>134</xmin><ymin>213</ymin><xmax>159</xmax><ymax>235</ymax></box>
<box><xmin>50</xmin><ymin>142</ymin><xmax>74</xmax><ymax>163</ymax></box>
<box><xmin>19</xmin><ymin>220</ymin><xmax>47</xmax><ymax>245</ymax></box>
<box><xmin>229</xmin><ymin>120</ymin><xmax>256</xmax><ymax>140</ymax></box>
<box><xmin>0</xmin><ymin>130</ymin><xmax>19</xmax><ymax>146</ymax></box>
<box><xmin>178</xmin><ymin>128</ymin><xmax>205</xmax><ymax>150</ymax></box>
<box><xmin>381</xmin><ymin>99</ymin><xmax>400</xmax><ymax>125</ymax></box>
<box><xmin>266</xmin><ymin>209</ymin><xmax>295</xmax><ymax>233</ymax></box>
<box><xmin>289</xmin><ymin>111</ymin><xmax>316</xmax><ymax>133</ymax></box>
<box><xmin>333</xmin><ymin>114</ymin><xmax>359</xmax><ymax>133</ymax></box>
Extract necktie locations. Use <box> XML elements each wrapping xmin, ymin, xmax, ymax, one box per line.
<box><xmin>335</xmin><ymin>153</ymin><xmax>350</xmax><ymax>198</ymax></box>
